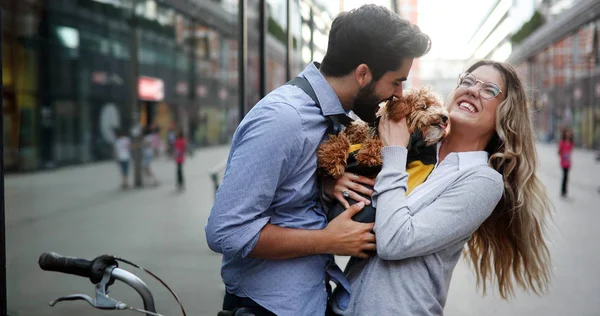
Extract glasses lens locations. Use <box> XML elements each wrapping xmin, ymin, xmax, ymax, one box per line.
<box><xmin>481</xmin><ymin>83</ymin><xmax>501</xmax><ymax>99</ymax></box>
<box><xmin>459</xmin><ymin>73</ymin><xmax>475</xmax><ymax>86</ymax></box>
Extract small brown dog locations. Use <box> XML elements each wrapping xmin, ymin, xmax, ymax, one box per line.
<box><xmin>318</xmin><ymin>87</ymin><xmax>448</xmax><ymax>223</ymax></box>
<box><xmin>318</xmin><ymin>87</ymin><xmax>448</xmax><ymax>179</ymax></box>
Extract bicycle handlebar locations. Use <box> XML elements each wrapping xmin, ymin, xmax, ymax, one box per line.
<box><xmin>111</xmin><ymin>267</ymin><xmax>157</xmax><ymax>313</ymax></box>
<box><xmin>39</xmin><ymin>252</ymin><xmax>93</xmax><ymax>279</ymax></box>
<box><xmin>38</xmin><ymin>252</ymin><xmax>158</xmax><ymax>316</ymax></box>
<box><xmin>39</xmin><ymin>252</ymin><xmax>118</xmax><ymax>284</ymax></box>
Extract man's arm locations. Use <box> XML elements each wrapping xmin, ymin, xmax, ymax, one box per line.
<box><xmin>249</xmin><ymin>203</ymin><xmax>376</xmax><ymax>260</ymax></box>
<box><xmin>205</xmin><ymin>104</ymin><xmax>294</xmax><ymax>258</ymax></box>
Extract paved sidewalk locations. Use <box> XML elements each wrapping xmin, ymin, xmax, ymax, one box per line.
<box><xmin>5</xmin><ymin>142</ymin><xmax>600</xmax><ymax>316</ymax></box>
<box><xmin>5</xmin><ymin>145</ymin><xmax>230</xmax><ymax>228</ymax></box>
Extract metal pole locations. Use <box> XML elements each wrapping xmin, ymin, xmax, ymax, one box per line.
<box><xmin>589</xmin><ymin>54</ymin><xmax>593</xmax><ymax>148</ymax></box>
<box><xmin>309</xmin><ymin>6</ymin><xmax>314</xmax><ymax>62</ymax></box>
<box><xmin>238</xmin><ymin>0</ymin><xmax>248</xmax><ymax>122</ymax></box>
<box><xmin>391</xmin><ymin>0</ymin><xmax>399</xmax><ymax>14</ymax></box>
<box><xmin>259</xmin><ymin>0</ymin><xmax>267</xmax><ymax>99</ymax></box>
<box><xmin>286</xmin><ymin>0</ymin><xmax>292</xmax><ymax>81</ymax></box>
<box><xmin>0</xmin><ymin>11</ymin><xmax>7</xmax><ymax>316</ymax></box>
<box><xmin>129</xmin><ymin>2</ymin><xmax>142</xmax><ymax>188</ymax></box>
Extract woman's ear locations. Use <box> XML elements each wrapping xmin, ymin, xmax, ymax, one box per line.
<box><xmin>355</xmin><ymin>64</ymin><xmax>373</xmax><ymax>88</ymax></box>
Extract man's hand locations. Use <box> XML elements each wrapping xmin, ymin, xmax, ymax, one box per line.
<box><xmin>323</xmin><ymin>202</ymin><xmax>376</xmax><ymax>259</ymax></box>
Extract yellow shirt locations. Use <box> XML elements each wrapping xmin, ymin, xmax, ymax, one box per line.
<box><xmin>406</xmin><ymin>160</ymin><xmax>435</xmax><ymax>195</ymax></box>
<box><xmin>348</xmin><ymin>144</ymin><xmax>435</xmax><ymax>196</ymax></box>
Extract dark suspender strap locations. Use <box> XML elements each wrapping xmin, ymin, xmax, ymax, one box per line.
<box><xmin>330</xmin><ymin>113</ymin><xmax>354</xmax><ymax>127</ymax></box>
<box><xmin>286</xmin><ymin>76</ymin><xmax>320</xmax><ymax>106</ymax></box>
<box><xmin>286</xmin><ymin>77</ymin><xmax>354</xmax><ymax>132</ymax></box>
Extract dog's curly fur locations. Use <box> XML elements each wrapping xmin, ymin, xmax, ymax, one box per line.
<box><xmin>317</xmin><ymin>87</ymin><xmax>448</xmax><ymax>179</ymax></box>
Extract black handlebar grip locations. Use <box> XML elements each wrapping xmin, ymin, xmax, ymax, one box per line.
<box><xmin>38</xmin><ymin>252</ymin><xmax>93</xmax><ymax>279</ymax></box>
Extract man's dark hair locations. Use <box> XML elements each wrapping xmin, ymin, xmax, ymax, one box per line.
<box><xmin>320</xmin><ymin>5</ymin><xmax>431</xmax><ymax>81</ymax></box>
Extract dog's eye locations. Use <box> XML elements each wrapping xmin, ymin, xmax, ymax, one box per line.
<box><xmin>422</xmin><ymin>105</ymin><xmax>427</xmax><ymax>110</ymax></box>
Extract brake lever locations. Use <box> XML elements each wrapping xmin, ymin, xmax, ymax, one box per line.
<box><xmin>49</xmin><ymin>264</ymin><xmax>127</xmax><ymax>310</ymax></box>
<box><xmin>49</xmin><ymin>293</ymin><xmax>95</xmax><ymax>307</ymax></box>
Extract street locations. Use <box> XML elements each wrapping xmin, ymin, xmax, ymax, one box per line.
<box><xmin>5</xmin><ymin>143</ymin><xmax>600</xmax><ymax>316</ymax></box>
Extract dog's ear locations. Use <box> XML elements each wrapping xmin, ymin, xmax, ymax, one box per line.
<box><xmin>317</xmin><ymin>134</ymin><xmax>351</xmax><ymax>179</ymax></box>
<box><xmin>386</xmin><ymin>96</ymin><xmax>412</xmax><ymax>121</ymax></box>
<box><xmin>355</xmin><ymin>136</ymin><xmax>383</xmax><ymax>167</ymax></box>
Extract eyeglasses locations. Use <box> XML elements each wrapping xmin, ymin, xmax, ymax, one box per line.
<box><xmin>457</xmin><ymin>73</ymin><xmax>503</xmax><ymax>100</ymax></box>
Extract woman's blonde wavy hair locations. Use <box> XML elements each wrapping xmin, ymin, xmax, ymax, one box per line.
<box><xmin>458</xmin><ymin>60</ymin><xmax>553</xmax><ymax>299</ymax></box>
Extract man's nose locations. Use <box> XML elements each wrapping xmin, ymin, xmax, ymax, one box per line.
<box><xmin>393</xmin><ymin>85</ymin><xmax>403</xmax><ymax>99</ymax></box>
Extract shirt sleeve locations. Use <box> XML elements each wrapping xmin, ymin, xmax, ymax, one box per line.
<box><xmin>372</xmin><ymin>146</ymin><xmax>504</xmax><ymax>261</ymax></box>
<box><xmin>205</xmin><ymin>103</ymin><xmax>304</xmax><ymax>258</ymax></box>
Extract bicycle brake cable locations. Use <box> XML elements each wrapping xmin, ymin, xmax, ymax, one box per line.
<box><xmin>127</xmin><ymin>306</ymin><xmax>165</xmax><ymax>316</ymax></box>
<box><xmin>113</xmin><ymin>256</ymin><xmax>187</xmax><ymax>316</ymax></box>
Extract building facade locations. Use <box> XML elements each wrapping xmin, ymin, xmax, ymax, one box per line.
<box><xmin>464</xmin><ymin>0</ymin><xmax>540</xmax><ymax>62</ymax></box>
<box><xmin>509</xmin><ymin>0</ymin><xmax>600</xmax><ymax>150</ymax></box>
<box><xmin>1</xmin><ymin>0</ymin><xmax>333</xmax><ymax>171</ymax></box>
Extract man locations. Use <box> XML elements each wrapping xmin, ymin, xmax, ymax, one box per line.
<box><xmin>205</xmin><ymin>4</ymin><xmax>430</xmax><ymax>315</ymax></box>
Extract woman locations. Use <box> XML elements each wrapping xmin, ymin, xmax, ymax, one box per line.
<box><xmin>327</xmin><ymin>60</ymin><xmax>553</xmax><ymax>315</ymax></box>
<box><xmin>113</xmin><ymin>128</ymin><xmax>131</xmax><ymax>189</ymax></box>
<box><xmin>174</xmin><ymin>130</ymin><xmax>187</xmax><ymax>191</ymax></box>
<box><xmin>142</xmin><ymin>126</ymin><xmax>159</xmax><ymax>186</ymax></box>
<box><xmin>558</xmin><ymin>127</ymin><xmax>574</xmax><ymax>198</ymax></box>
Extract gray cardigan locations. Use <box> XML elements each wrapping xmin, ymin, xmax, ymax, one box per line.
<box><xmin>331</xmin><ymin>146</ymin><xmax>503</xmax><ymax>316</ymax></box>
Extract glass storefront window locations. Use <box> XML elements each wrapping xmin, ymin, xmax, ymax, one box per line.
<box><xmin>1</xmin><ymin>0</ymin><xmax>43</xmax><ymax>170</ymax></box>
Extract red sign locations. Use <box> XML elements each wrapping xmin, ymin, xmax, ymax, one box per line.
<box><xmin>138</xmin><ymin>76</ymin><xmax>164</xmax><ymax>101</ymax></box>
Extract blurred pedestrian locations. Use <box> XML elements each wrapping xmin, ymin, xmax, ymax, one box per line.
<box><xmin>558</xmin><ymin>127</ymin><xmax>574</xmax><ymax>198</ymax></box>
<box><xmin>113</xmin><ymin>128</ymin><xmax>131</xmax><ymax>189</ymax></box>
<box><xmin>595</xmin><ymin>150</ymin><xmax>600</xmax><ymax>194</ymax></box>
<box><xmin>174</xmin><ymin>130</ymin><xmax>187</xmax><ymax>191</ymax></box>
<box><xmin>142</xmin><ymin>126</ymin><xmax>159</xmax><ymax>187</ymax></box>
<box><xmin>151</xmin><ymin>124</ymin><xmax>162</xmax><ymax>158</ymax></box>
<box><xmin>167</xmin><ymin>125</ymin><xmax>177</xmax><ymax>159</ymax></box>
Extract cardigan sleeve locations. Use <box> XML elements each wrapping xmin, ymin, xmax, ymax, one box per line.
<box><xmin>372</xmin><ymin>146</ymin><xmax>503</xmax><ymax>261</ymax></box>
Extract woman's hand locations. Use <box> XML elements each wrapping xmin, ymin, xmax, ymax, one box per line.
<box><xmin>378</xmin><ymin>114</ymin><xmax>410</xmax><ymax>148</ymax></box>
<box><xmin>324</xmin><ymin>172</ymin><xmax>376</xmax><ymax>209</ymax></box>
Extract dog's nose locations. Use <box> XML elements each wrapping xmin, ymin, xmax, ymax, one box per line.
<box><xmin>442</xmin><ymin>115</ymin><xmax>448</xmax><ymax>123</ymax></box>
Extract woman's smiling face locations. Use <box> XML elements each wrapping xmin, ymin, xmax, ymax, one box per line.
<box><xmin>449</xmin><ymin>65</ymin><xmax>506</xmax><ymax>139</ymax></box>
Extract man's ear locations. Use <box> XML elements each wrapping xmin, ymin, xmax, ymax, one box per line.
<box><xmin>355</xmin><ymin>64</ymin><xmax>373</xmax><ymax>88</ymax></box>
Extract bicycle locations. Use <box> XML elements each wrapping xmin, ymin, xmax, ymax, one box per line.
<box><xmin>38</xmin><ymin>252</ymin><xmax>263</xmax><ymax>316</ymax></box>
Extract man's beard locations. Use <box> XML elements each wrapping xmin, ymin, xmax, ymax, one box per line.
<box><xmin>352</xmin><ymin>81</ymin><xmax>382</xmax><ymax>124</ymax></box>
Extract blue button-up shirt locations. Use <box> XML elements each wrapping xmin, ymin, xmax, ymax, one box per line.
<box><xmin>205</xmin><ymin>62</ymin><xmax>347</xmax><ymax>315</ymax></box>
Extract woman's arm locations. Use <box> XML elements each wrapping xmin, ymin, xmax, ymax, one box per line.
<box><xmin>372</xmin><ymin>147</ymin><xmax>504</xmax><ymax>260</ymax></box>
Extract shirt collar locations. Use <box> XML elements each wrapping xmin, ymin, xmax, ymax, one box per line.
<box><xmin>436</xmin><ymin>142</ymin><xmax>489</xmax><ymax>170</ymax></box>
<box><xmin>299</xmin><ymin>62</ymin><xmax>346</xmax><ymax>117</ymax></box>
